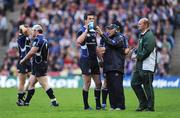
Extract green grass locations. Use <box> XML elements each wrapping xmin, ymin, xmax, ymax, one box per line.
<box><xmin>0</xmin><ymin>88</ymin><xmax>180</xmax><ymax>118</ymax></box>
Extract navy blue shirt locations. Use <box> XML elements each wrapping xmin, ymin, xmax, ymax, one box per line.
<box><xmin>100</xmin><ymin>32</ymin><xmax>128</xmax><ymax>49</ymax></box>
<box><xmin>100</xmin><ymin>32</ymin><xmax>126</xmax><ymax>73</ymax></box>
<box><xmin>77</xmin><ymin>26</ymin><xmax>98</xmax><ymax>59</ymax></box>
<box><xmin>117</xmin><ymin>32</ymin><xmax>128</xmax><ymax>48</ymax></box>
<box><xmin>32</xmin><ymin>35</ymin><xmax>48</xmax><ymax>64</ymax></box>
<box><xmin>17</xmin><ymin>34</ymin><xmax>31</xmax><ymax>60</ymax></box>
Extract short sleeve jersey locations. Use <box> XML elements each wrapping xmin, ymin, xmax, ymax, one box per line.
<box><xmin>17</xmin><ymin>34</ymin><xmax>31</xmax><ymax>60</ymax></box>
<box><xmin>77</xmin><ymin>26</ymin><xmax>98</xmax><ymax>59</ymax></box>
<box><xmin>32</xmin><ymin>35</ymin><xmax>48</xmax><ymax>64</ymax></box>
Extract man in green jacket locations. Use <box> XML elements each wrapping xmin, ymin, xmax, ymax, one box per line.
<box><xmin>131</xmin><ymin>18</ymin><xmax>157</xmax><ymax>112</ymax></box>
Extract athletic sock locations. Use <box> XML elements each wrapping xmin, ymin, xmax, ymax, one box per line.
<box><xmin>46</xmin><ymin>88</ymin><xmax>56</xmax><ymax>99</ymax></box>
<box><xmin>94</xmin><ymin>89</ymin><xmax>101</xmax><ymax>109</ymax></box>
<box><xmin>25</xmin><ymin>89</ymin><xmax>35</xmax><ymax>103</ymax></box>
<box><xmin>102</xmin><ymin>88</ymin><xmax>108</xmax><ymax>105</ymax></box>
<box><xmin>82</xmin><ymin>90</ymin><xmax>89</xmax><ymax>109</ymax></box>
<box><xmin>18</xmin><ymin>92</ymin><xmax>26</xmax><ymax>100</ymax></box>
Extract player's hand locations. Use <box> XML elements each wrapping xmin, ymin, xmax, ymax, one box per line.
<box><xmin>96</xmin><ymin>47</ymin><xmax>105</xmax><ymax>57</ymax></box>
<box><xmin>96</xmin><ymin>26</ymin><xmax>103</xmax><ymax>35</ymax></box>
<box><xmin>99</xmin><ymin>61</ymin><xmax>103</xmax><ymax>68</ymax></box>
<box><xmin>130</xmin><ymin>48</ymin><xmax>137</xmax><ymax>61</ymax></box>
<box><xmin>20</xmin><ymin>59</ymin><xmax>26</xmax><ymax>65</ymax></box>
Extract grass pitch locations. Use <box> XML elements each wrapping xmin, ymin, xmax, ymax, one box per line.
<box><xmin>0</xmin><ymin>88</ymin><xmax>180</xmax><ymax>118</ymax></box>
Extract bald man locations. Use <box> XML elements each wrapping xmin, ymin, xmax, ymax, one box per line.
<box><xmin>131</xmin><ymin>18</ymin><xmax>157</xmax><ymax>112</ymax></box>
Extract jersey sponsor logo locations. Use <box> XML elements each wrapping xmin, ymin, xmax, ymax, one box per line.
<box><xmin>87</xmin><ymin>33</ymin><xmax>96</xmax><ymax>37</ymax></box>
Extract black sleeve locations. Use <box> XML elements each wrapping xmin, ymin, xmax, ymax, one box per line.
<box><xmin>100</xmin><ymin>34</ymin><xmax>124</xmax><ymax>48</ymax></box>
<box><xmin>99</xmin><ymin>38</ymin><xmax>104</xmax><ymax>47</ymax></box>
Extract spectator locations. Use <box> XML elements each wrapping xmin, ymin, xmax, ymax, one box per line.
<box><xmin>0</xmin><ymin>12</ymin><xmax>8</xmax><ymax>46</ymax></box>
<box><xmin>0</xmin><ymin>0</ymin><xmax>177</xmax><ymax>77</ymax></box>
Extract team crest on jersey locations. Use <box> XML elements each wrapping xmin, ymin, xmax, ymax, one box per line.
<box><xmin>91</xmin><ymin>33</ymin><xmax>96</xmax><ymax>37</ymax></box>
<box><xmin>32</xmin><ymin>42</ymin><xmax>36</xmax><ymax>46</ymax></box>
<box><xmin>115</xmin><ymin>73</ymin><xmax>119</xmax><ymax>76</ymax></box>
<box><xmin>88</xmin><ymin>69</ymin><xmax>91</xmax><ymax>73</ymax></box>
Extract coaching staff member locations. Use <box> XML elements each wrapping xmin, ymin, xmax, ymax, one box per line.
<box><xmin>131</xmin><ymin>18</ymin><xmax>156</xmax><ymax>112</ymax></box>
<box><xmin>98</xmin><ymin>21</ymin><xmax>129</xmax><ymax>109</ymax></box>
<box><xmin>96</xmin><ymin>21</ymin><xmax>126</xmax><ymax>110</ymax></box>
<box><xmin>76</xmin><ymin>11</ymin><xmax>102</xmax><ymax>110</ymax></box>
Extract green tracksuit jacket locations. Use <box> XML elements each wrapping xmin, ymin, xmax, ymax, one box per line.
<box><xmin>136</xmin><ymin>29</ymin><xmax>156</xmax><ymax>72</ymax></box>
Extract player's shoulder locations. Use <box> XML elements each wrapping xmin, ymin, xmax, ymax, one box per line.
<box><xmin>115</xmin><ymin>32</ymin><xmax>125</xmax><ymax>40</ymax></box>
<box><xmin>79</xmin><ymin>26</ymin><xmax>86</xmax><ymax>32</ymax></box>
<box><xmin>17</xmin><ymin>34</ymin><xmax>26</xmax><ymax>44</ymax></box>
<box><xmin>117</xmin><ymin>32</ymin><xmax>126</xmax><ymax>38</ymax></box>
<box><xmin>33</xmin><ymin>37</ymin><xmax>39</xmax><ymax>42</ymax></box>
<box><xmin>77</xmin><ymin>26</ymin><xmax>86</xmax><ymax>35</ymax></box>
<box><xmin>18</xmin><ymin>34</ymin><xmax>26</xmax><ymax>40</ymax></box>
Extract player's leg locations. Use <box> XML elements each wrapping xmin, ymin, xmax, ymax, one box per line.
<box><xmin>91</xmin><ymin>59</ymin><xmax>102</xmax><ymax>110</ymax></box>
<box><xmin>17</xmin><ymin>73</ymin><xmax>26</xmax><ymax>106</ymax></box>
<box><xmin>79</xmin><ymin>58</ymin><xmax>93</xmax><ymax>110</ymax></box>
<box><xmin>24</xmin><ymin>72</ymin><xmax>31</xmax><ymax>91</ymax></box>
<box><xmin>82</xmin><ymin>74</ymin><xmax>92</xmax><ymax>110</ymax></box>
<box><xmin>92</xmin><ymin>74</ymin><xmax>102</xmax><ymax>110</ymax></box>
<box><xmin>101</xmin><ymin>78</ymin><xmax>108</xmax><ymax>109</ymax></box>
<box><xmin>37</xmin><ymin>76</ymin><xmax>59</xmax><ymax>106</ymax></box>
<box><xmin>24</xmin><ymin>75</ymin><xmax>37</xmax><ymax>106</ymax></box>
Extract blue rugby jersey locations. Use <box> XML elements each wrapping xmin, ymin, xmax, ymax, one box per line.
<box><xmin>32</xmin><ymin>35</ymin><xmax>48</xmax><ymax>64</ymax></box>
<box><xmin>17</xmin><ymin>34</ymin><xmax>31</xmax><ymax>60</ymax></box>
<box><xmin>77</xmin><ymin>26</ymin><xmax>98</xmax><ymax>59</ymax></box>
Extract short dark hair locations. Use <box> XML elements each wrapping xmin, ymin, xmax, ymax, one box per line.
<box><xmin>84</xmin><ymin>11</ymin><xmax>95</xmax><ymax>20</ymax></box>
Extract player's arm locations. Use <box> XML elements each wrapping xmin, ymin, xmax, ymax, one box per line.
<box><xmin>96</xmin><ymin>26</ymin><xmax>123</xmax><ymax>48</ymax></box>
<box><xmin>76</xmin><ymin>29</ymin><xmax>88</xmax><ymax>44</ymax></box>
<box><xmin>124</xmin><ymin>48</ymin><xmax>130</xmax><ymax>55</ymax></box>
<box><xmin>20</xmin><ymin>47</ymin><xmax>38</xmax><ymax>65</ymax></box>
<box><xmin>100</xmin><ymin>34</ymin><xmax>124</xmax><ymax>48</ymax></box>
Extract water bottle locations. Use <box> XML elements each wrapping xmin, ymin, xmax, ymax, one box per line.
<box><xmin>88</xmin><ymin>22</ymin><xmax>96</xmax><ymax>33</ymax></box>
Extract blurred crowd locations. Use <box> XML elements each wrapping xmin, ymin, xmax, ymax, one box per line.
<box><xmin>0</xmin><ymin>0</ymin><xmax>180</xmax><ymax>77</ymax></box>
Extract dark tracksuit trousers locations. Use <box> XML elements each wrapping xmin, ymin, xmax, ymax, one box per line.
<box><xmin>131</xmin><ymin>70</ymin><xmax>154</xmax><ymax>110</ymax></box>
<box><xmin>106</xmin><ymin>71</ymin><xmax>125</xmax><ymax>109</ymax></box>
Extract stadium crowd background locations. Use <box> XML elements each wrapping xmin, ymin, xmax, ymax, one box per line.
<box><xmin>0</xmin><ymin>0</ymin><xmax>179</xmax><ymax>77</ymax></box>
